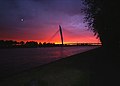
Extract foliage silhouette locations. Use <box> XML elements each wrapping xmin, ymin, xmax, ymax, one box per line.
<box><xmin>82</xmin><ymin>0</ymin><xmax>120</xmax><ymax>49</ymax></box>
<box><xmin>0</xmin><ymin>40</ymin><xmax>99</xmax><ymax>48</ymax></box>
<box><xmin>0</xmin><ymin>40</ymin><xmax>62</xmax><ymax>48</ymax></box>
<box><xmin>0</xmin><ymin>40</ymin><xmax>18</xmax><ymax>48</ymax></box>
<box><xmin>25</xmin><ymin>41</ymin><xmax>39</xmax><ymax>48</ymax></box>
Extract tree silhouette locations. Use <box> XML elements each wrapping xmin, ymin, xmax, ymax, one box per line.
<box><xmin>19</xmin><ymin>41</ymin><xmax>24</xmax><ymax>45</ymax></box>
<box><xmin>82</xmin><ymin>0</ymin><xmax>120</xmax><ymax>49</ymax></box>
<box><xmin>25</xmin><ymin>41</ymin><xmax>39</xmax><ymax>48</ymax></box>
<box><xmin>0</xmin><ymin>40</ymin><xmax>5</xmax><ymax>48</ymax></box>
<box><xmin>0</xmin><ymin>40</ymin><xmax>19</xmax><ymax>48</ymax></box>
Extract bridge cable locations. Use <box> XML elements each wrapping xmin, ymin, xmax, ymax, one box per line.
<box><xmin>47</xmin><ymin>29</ymin><xmax>59</xmax><ymax>42</ymax></box>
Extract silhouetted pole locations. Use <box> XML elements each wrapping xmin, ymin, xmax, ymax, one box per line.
<box><xmin>59</xmin><ymin>25</ymin><xmax>64</xmax><ymax>45</ymax></box>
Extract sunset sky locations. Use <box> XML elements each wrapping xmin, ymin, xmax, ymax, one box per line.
<box><xmin>0</xmin><ymin>0</ymin><xmax>100</xmax><ymax>44</ymax></box>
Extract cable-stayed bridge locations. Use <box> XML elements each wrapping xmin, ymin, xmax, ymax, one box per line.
<box><xmin>47</xmin><ymin>25</ymin><xmax>101</xmax><ymax>45</ymax></box>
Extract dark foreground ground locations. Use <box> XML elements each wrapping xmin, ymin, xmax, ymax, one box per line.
<box><xmin>0</xmin><ymin>47</ymin><xmax>120</xmax><ymax>86</ymax></box>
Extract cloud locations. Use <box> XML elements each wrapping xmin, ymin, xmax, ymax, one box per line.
<box><xmin>0</xmin><ymin>0</ymin><xmax>84</xmax><ymax>27</ymax></box>
<box><xmin>0</xmin><ymin>0</ymin><xmax>95</xmax><ymax>42</ymax></box>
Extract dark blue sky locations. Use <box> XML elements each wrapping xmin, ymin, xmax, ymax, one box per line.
<box><xmin>0</xmin><ymin>0</ymin><xmax>99</xmax><ymax>43</ymax></box>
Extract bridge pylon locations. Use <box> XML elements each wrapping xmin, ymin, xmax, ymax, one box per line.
<box><xmin>59</xmin><ymin>25</ymin><xmax>64</xmax><ymax>45</ymax></box>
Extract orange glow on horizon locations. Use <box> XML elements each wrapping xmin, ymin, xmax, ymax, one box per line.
<box><xmin>15</xmin><ymin>38</ymin><xmax>101</xmax><ymax>44</ymax></box>
<box><xmin>0</xmin><ymin>26</ymin><xmax>101</xmax><ymax>44</ymax></box>
<box><xmin>3</xmin><ymin>34</ymin><xmax>101</xmax><ymax>44</ymax></box>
